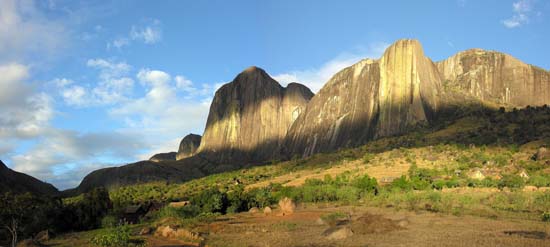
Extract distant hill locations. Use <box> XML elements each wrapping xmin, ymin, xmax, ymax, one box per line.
<box><xmin>0</xmin><ymin>160</ymin><xmax>59</xmax><ymax>196</ymax></box>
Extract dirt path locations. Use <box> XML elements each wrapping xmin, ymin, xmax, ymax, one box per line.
<box><xmin>144</xmin><ymin>236</ymin><xmax>200</xmax><ymax>247</ymax></box>
<box><xmin>202</xmin><ymin>205</ymin><xmax>550</xmax><ymax>247</ymax></box>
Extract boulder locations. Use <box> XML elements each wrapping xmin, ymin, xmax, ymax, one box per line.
<box><xmin>248</xmin><ymin>207</ymin><xmax>259</xmax><ymax>213</ymax></box>
<box><xmin>154</xmin><ymin>226</ymin><xmax>201</xmax><ymax>240</ymax></box>
<box><xmin>534</xmin><ymin>147</ymin><xmax>550</xmax><ymax>161</ymax></box>
<box><xmin>524</xmin><ymin>185</ymin><xmax>538</xmax><ymax>192</ymax></box>
<box><xmin>263</xmin><ymin>206</ymin><xmax>272</xmax><ymax>214</ymax></box>
<box><xmin>322</xmin><ymin>226</ymin><xmax>354</xmax><ymax>240</ymax></box>
<box><xmin>33</xmin><ymin>230</ymin><xmax>50</xmax><ymax>242</ymax></box>
<box><xmin>139</xmin><ymin>227</ymin><xmax>152</xmax><ymax>235</ymax></box>
<box><xmin>168</xmin><ymin>201</ymin><xmax>190</xmax><ymax>208</ymax></box>
<box><xmin>278</xmin><ymin>197</ymin><xmax>296</xmax><ymax>216</ymax></box>
<box><xmin>155</xmin><ymin>225</ymin><xmax>177</xmax><ymax>238</ymax></box>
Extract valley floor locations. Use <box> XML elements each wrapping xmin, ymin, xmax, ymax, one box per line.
<box><xmin>44</xmin><ymin>204</ymin><xmax>550</xmax><ymax>247</ymax></box>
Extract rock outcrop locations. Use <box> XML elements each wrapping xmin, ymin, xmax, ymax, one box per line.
<box><xmin>149</xmin><ymin>152</ymin><xmax>177</xmax><ymax>162</ymax></box>
<box><xmin>436</xmin><ymin>49</ymin><xmax>550</xmax><ymax>108</ymax></box>
<box><xmin>66</xmin><ymin>156</ymin><xmax>208</xmax><ymax>194</ymax></box>
<box><xmin>0</xmin><ymin>160</ymin><xmax>59</xmax><ymax>196</ymax></box>
<box><xmin>197</xmin><ymin>66</ymin><xmax>313</xmax><ymax>164</ymax></box>
<box><xmin>285</xmin><ymin>39</ymin><xmax>443</xmax><ymax>157</ymax></box>
<box><xmin>176</xmin><ymin>134</ymin><xmax>202</xmax><ymax>160</ymax></box>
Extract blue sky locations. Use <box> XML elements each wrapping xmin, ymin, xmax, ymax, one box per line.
<box><xmin>0</xmin><ymin>0</ymin><xmax>548</xmax><ymax>189</ymax></box>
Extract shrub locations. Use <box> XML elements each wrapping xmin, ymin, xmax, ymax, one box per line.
<box><xmin>432</xmin><ymin>180</ymin><xmax>445</xmax><ymax>190</ymax></box>
<box><xmin>534</xmin><ymin>193</ymin><xmax>550</xmax><ymax>212</ymax></box>
<box><xmin>389</xmin><ymin>176</ymin><xmax>412</xmax><ymax>191</ymax></box>
<box><xmin>362</xmin><ymin>153</ymin><xmax>375</xmax><ymax>164</ymax></box>
<box><xmin>91</xmin><ymin>224</ymin><xmax>132</xmax><ymax>247</ymax></box>
<box><xmin>445</xmin><ymin>179</ymin><xmax>460</xmax><ymax>188</ymax></box>
<box><xmin>335</xmin><ymin>186</ymin><xmax>360</xmax><ymax>203</ymax></box>
<box><xmin>542</xmin><ymin>212</ymin><xmax>550</xmax><ymax>222</ymax></box>
<box><xmin>528</xmin><ymin>175</ymin><xmax>550</xmax><ymax>187</ymax></box>
<box><xmin>352</xmin><ymin>174</ymin><xmax>379</xmax><ymax>195</ymax></box>
<box><xmin>191</xmin><ymin>188</ymin><xmax>229</xmax><ymax>214</ymax></box>
<box><xmin>101</xmin><ymin>215</ymin><xmax>118</xmax><ymax>228</ymax></box>
<box><xmin>498</xmin><ymin>175</ymin><xmax>525</xmax><ymax>190</ymax></box>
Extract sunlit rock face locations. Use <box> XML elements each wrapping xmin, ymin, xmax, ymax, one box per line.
<box><xmin>176</xmin><ymin>134</ymin><xmax>201</xmax><ymax>160</ymax></box>
<box><xmin>197</xmin><ymin>66</ymin><xmax>313</xmax><ymax>164</ymax></box>
<box><xmin>436</xmin><ymin>49</ymin><xmax>550</xmax><ymax>107</ymax></box>
<box><xmin>285</xmin><ymin>39</ymin><xmax>443</xmax><ymax>157</ymax></box>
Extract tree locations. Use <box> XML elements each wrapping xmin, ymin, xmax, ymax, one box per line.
<box><xmin>66</xmin><ymin>187</ymin><xmax>113</xmax><ymax>230</ymax></box>
<box><xmin>0</xmin><ymin>193</ymin><xmax>62</xmax><ymax>247</ymax></box>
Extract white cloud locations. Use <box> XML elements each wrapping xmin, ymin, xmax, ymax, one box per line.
<box><xmin>61</xmin><ymin>85</ymin><xmax>87</xmax><ymax>106</ymax></box>
<box><xmin>9</xmin><ymin>128</ymin><xmax>147</xmax><ymax>189</ymax></box>
<box><xmin>111</xmin><ymin>68</ymin><xmax>214</xmax><ymax>160</ymax></box>
<box><xmin>50</xmin><ymin>78</ymin><xmax>74</xmax><ymax>87</ymax></box>
<box><xmin>108</xmin><ymin>19</ymin><xmax>162</xmax><ymax>49</ymax></box>
<box><xmin>111</xmin><ymin>37</ymin><xmax>130</xmax><ymax>49</ymax></box>
<box><xmin>57</xmin><ymin>59</ymin><xmax>135</xmax><ymax>107</ymax></box>
<box><xmin>272</xmin><ymin>42</ymin><xmax>389</xmax><ymax>93</ymax></box>
<box><xmin>0</xmin><ymin>0</ymin><xmax>67</xmax><ymax>62</ymax></box>
<box><xmin>502</xmin><ymin>0</ymin><xmax>535</xmax><ymax>28</ymax></box>
<box><xmin>0</xmin><ymin>63</ymin><xmax>54</xmax><ymax>140</ymax></box>
<box><xmin>175</xmin><ymin>75</ymin><xmax>193</xmax><ymax>90</ymax></box>
<box><xmin>131</xmin><ymin>26</ymin><xmax>162</xmax><ymax>44</ymax></box>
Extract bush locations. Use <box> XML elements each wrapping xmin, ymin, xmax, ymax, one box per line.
<box><xmin>542</xmin><ymin>212</ymin><xmax>550</xmax><ymax>222</ymax></box>
<box><xmin>352</xmin><ymin>174</ymin><xmax>379</xmax><ymax>195</ymax></box>
<box><xmin>91</xmin><ymin>224</ymin><xmax>133</xmax><ymax>247</ymax></box>
<box><xmin>498</xmin><ymin>175</ymin><xmax>525</xmax><ymax>190</ymax></box>
<box><xmin>101</xmin><ymin>215</ymin><xmax>118</xmax><ymax>228</ymax></box>
<box><xmin>362</xmin><ymin>153</ymin><xmax>375</xmax><ymax>164</ymax></box>
<box><xmin>191</xmin><ymin>188</ymin><xmax>229</xmax><ymax>214</ymax></box>
<box><xmin>389</xmin><ymin>176</ymin><xmax>412</xmax><ymax>191</ymax></box>
<box><xmin>528</xmin><ymin>175</ymin><xmax>550</xmax><ymax>187</ymax></box>
<box><xmin>534</xmin><ymin>193</ymin><xmax>550</xmax><ymax>212</ymax></box>
<box><xmin>432</xmin><ymin>180</ymin><xmax>445</xmax><ymax>190</ymax></box>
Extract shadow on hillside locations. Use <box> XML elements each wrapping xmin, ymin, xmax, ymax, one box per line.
<box><xmin>68</xmin><ymin>104</ymin><xmax>550</xmax><ymax>196</ymax></box>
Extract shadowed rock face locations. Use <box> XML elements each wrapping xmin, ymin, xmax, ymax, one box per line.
<box><xmin>176</xmin><ymin>134</ymin><xmax>202</xmax><ymax>160</ymax></box>
<box><xmin>197</xmin><ymin>66</ymin><xmax>313</xmax><ymax>164</ymax></box>
<box><xmin>66</xmin><ymin>156</ymin><xmax>209</xmax><ymax>194</ymax></box>
<box><xmin>0</xmin><ymin>160</ymin><xmax>59</xmax><ymax>196</ymax></box>
<box><xmin>436</xmin><ymin>49</ymin><xmax>550</xmax><ymax>107</ymax></box>
<box><xmin>149</xmin><ymin>152</ymin><xmax>177</xmax><ymax>162</ymax></box>
<box><xmin>285</xmin><ymin>39</ymin><xmax>443</xmax><ymax>157</ymax></box>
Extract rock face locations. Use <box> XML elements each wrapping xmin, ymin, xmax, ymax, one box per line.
<box><xmin>436</xmin><ymin>49</ymin><xmax>550</xmax><ymax>107</ymax></box>
<box><xmin>176</xmin><ymin>134</ymin><xmax>202</xmax><ymax>160</ymax></box>
<box><xmin>285</xmin><ymin>39</ymin><xmax>443</xmax><ymax>157</ymax></box>
<box><xmin>149</xmin><ymin>152</ymin><xmax>177</xmax><ymax>162</ymax></box>
<box><xmin>197</xmin><ymin>66</ymin><xmax>313</xmax><ymax>164</ymax></box>
<box><xmin>0</xmin><ymin>160</ymin><xmax>59</xmax><ymax>196</ymax></box>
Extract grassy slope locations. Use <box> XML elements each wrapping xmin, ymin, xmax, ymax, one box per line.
<box><xmin>56</xmin><ymin>107</ymin><xmax>550</xmax><ymax>246</ymax></box>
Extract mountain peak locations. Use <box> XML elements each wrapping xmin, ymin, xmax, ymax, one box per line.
<box><xmin>241</xmin><ymin>66</ymin><xmax>268</xmax><ymax>76</ymax></box>
<box><xmin>382</xmin><ymin>39</ymin><xmax>425</xmax><ymax>60</ymax></box>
